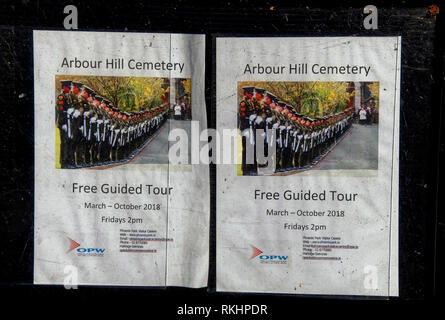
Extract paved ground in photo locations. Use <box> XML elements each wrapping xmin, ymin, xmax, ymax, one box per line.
<box><xmin>314</xmin><ymin>123</ymin><xmax>379</xmax><ymax>170</ymax></box>
<box><xmin>129</xmin><ymin>119</ymin><xmax>191</xmax><ymax>165</ymax></box>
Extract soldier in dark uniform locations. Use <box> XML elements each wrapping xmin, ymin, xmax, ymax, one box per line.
<box><xmin>320</xmin><ymin>116</ymin><xmax>329</xmax><ymax>153</ymax></box>
<box><xmin>56</xmin><ymin>80</ymin><xmax>73</xmax><ymax>168</ymax></box>
<box><xmin>100</xmin><ymin>100</ymin><xmax>113</xmax><ymax>162</ymax></box>
<box><xmin>72</xmin><ymin>109</ymin><xmax>84</xmax><ymax>166</ymax></box>
<box><xmin>290</xmin><ymin>118</ymin><xmax>298</xmax><ymax>169</ymax></box>
<box><xmin>116</xmin><ymin>112</ymin><xmax>125</xmax><ymax>161</ymax></box>
<box><xmin>129</xmin><ymin>113</ymin><xmax>138</xmax><ymax>152</ymax></box>
<box><xmin>121</xmin><ymin>113</ymin><xmax>131</xmax><ymax>159</ymax></box>
<box><xmin>291</xmin><ymin>116</ymin><xmax>303</xmax><ymax>168</ymax></box>
<box><xmin>109</xmin><ymin>112</ymin><xmax>119</xmax><ymax>161</ymax></box>
<box><xmin>66</xmin><ymin>81</ymin><xmax>84</xmax><ymax>166</ymax></box>
<box><xmin>63</xmin><ymin>82</ymin><xmax>77</xmax><ymax>167</ymax></box>
<box><xmin>275</xmin><ymin>102</ymin><xmax>287</xmax><ymax>172</ymax></box>
<box><xmin>261</xmin><ymin>92</ymin><xmax>278</xmax><ymax>164</ymax></box>
<box><xmin>307</xmin><ymin>118</ymin><xmax>316</xmax><ymax>165</ymax></box>
<box><xmin>299</xmin><ymin>117</ymin><xmax>310</xmax><ymax>167</ymax></box>
<box><xmin>289</xmin><ymin>117</ymin><xmax>299</xmax><ymax>169</ymax></box>
<box><xmin>90</xmin><ymin>96</ymin><xmax>104</xmax><ymax>164</ymax></box>
<box><xmin>246</xmin><ymin>88</ymin><xmax>267</xmax><ymax>174</ymax></box>
<box><xmin>264</xmin><ymin>104</ymin><xmax>275</xmax><ymax>168</ymax></box>
<box><xmin>255</xmin><ymin>108</ymin><xmax>267</xmax><ymax>168</ymax></box>
<box><xmin>282</xmin><ymin>105</ymin><xmax>294</xmax><ymax>170</ymax></box>
<box><xmin>88</xmin><ymin>95</ymin><xmax>100</xmax><ymax>164</ymax></box>
<box><xmin>95</xmin><ymin>98</ymin><xmax>107</xmax><ymax>163</ymax></box>
<box><xmin>310</xmin><ymin>119</ymin><xmax>319</xmax><ymax>160</ymax></box>
<box><xmin>79</xmin><ymin>86</ymin><xmax>94</xmax><ymax>165</ymax></box>
<box><xmin>115</xmin><ymin>112</ymin><xmax>126</xmax><ymax>161</ymax></box>
<box><xmin>238</xmin><ymin>87</ymin><xmax>255</xmax><ymax>175</ymax></box>
<box><xmin>286</xmin><ymin>111</ymin><xmax>296</xmax><ymax>168</ymax></box>
<box><xmin>269</xmin><ymin>101</ymin><xmax>279</xmax><ymax>171</ymax></box>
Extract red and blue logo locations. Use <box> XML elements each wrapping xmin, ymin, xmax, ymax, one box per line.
<box><xmin>67</xmin><ymin>237</ymin><xmax>106</xmax><ymax>256</ymax></box>
<box><xmin>249</xmin><ymin>245</ymin><xmax>288</xmax><ymax>264</ymax></box>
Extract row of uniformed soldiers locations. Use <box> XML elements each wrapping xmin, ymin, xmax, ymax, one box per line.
<box><xmin>238</xmin><ymin>87</ymin><xmax>354</xmax><ymax>175</ymax></box>
<box><xmin>56</xmin><ymin>80</ymin><xmax>168</xmax><ymax>168</ymax></box>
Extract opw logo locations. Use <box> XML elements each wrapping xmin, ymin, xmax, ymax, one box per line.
<box><xmin>249</xmin><ymin>245</ymin><xmax>288</xmax><ymax>264</ymax></box>
<box><xmin>67</xmin><ymin>237</ymin><xmax>106</xmax><ymax>257</ymax></box>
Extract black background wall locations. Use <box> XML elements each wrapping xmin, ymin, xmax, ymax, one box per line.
<box><xmin>0</xmin><ymin>0</ymin><xmax>443</xmax><ymax>313</ymax></box>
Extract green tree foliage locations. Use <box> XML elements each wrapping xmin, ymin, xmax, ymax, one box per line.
<box><xmin>181</xmin><ymin>79</ymin><xmax>191</xmax><ymax>95</ymax></box>
<box><xmin>238</xmin><ymin>81</ymin><xmax>353</xmax><ymax>118</ymax></box>
<box><xmin>56</xmin><ymin>75</ymin><xmax>168</xmax><ymax>112</ymax></box>
<box><xmin>367</xmin><ymin>82</ymin><xmax>380</xmax><ymax>110</ymax></box>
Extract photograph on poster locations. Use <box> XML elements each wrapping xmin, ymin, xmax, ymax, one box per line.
<box><xmin>55</xmin><ymin>75</ymin><xmax>192</xmax><ymax>169</ymax></box>
<box><xmin>237</xmin><ymin>81</ymin><xmax>379</xmax><ymax>176</ymax></box>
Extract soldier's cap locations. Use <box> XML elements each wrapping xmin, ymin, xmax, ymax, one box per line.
<box><xmin>242</xmin><ymin>87</ymin><xmax>255</xmax><ymax>94</ymax></box>
<box><xmin>285</xmin><ymin>104</ymin><xmax>294</xmax><ymax>110</ymax></box>
<box><xmin>95</xmin><ymin>96</ymin><xmax>103</xmax><ymax>102</ymax></box>
<box><xmin>60</xmin><ymin>80</ymin><xmax>72</xmax><ymax>87</ymax></box>
<box><xmin>277</xmin><ymin>101</ymin><xmax>287</xmax><ymax>107</ymax></box>
<box><xmin>254</xmin><ymin>88</ymin><xmax>266</xmax><ymax>95</ymax></box>
<box><xmin>72</xmin><ymin>81</ymin><xmax>83</xmax><ymax>88</ymax></box>
<box><xmin>83</xmin><ymin>86</ymin><xmax>94</xmax><ymax>95</ymax></box>
<box><xmin>265</xmin><ymin>91</ymin><xmax>277</xmax><ymax>100</ymax></box>
<box><xmin>103</xmin><ymin>99</ymin><xmax>111</xmax><ymax>105</ymax></box>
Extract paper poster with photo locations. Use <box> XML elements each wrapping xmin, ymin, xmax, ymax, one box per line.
<box><xmin>34</xmin><ymin>31</ymin><xmax>209</xmax><ymax>287</ymax></box>
<box><xmin>216</xmin><ymin>37</ymin><xmax>400</xmax><ymax>296</ymax></box>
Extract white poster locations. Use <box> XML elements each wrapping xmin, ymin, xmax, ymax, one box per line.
<box><xmin>34</xmin><ymin>31</ymin><xmax>209</xmax><ymax>287</ymax></box>
<box><xmin>216</xmin><ymin>37</ymin><xmax>400</xmax><ymax>296</ymax></box>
